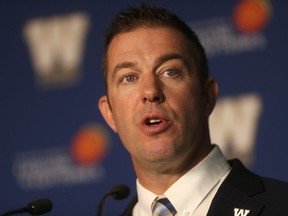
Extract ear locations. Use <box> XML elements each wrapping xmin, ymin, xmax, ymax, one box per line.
<box><xmin>98</xmin><ymin>96</ymin><xmax>118</xmax><ymax>133</ymax></box>
<box><xmin>204</xmin><ymin>77</ymin><xmax>219</xmax><ymax>116</ymax></box>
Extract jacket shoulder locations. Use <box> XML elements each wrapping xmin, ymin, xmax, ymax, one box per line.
<box><xmin>227</xmin><ymin>159</ymin><xmax>288</xmax><ymax>215</ymax></box>
<box><xmin>258</xmin><ymin>177</ymin><xmax>288</xmax><ymax>213</ymax></box>
<box><xmin>228</xmin><ymin>159</ymin><xmax>288</xmax><ymax>196</ymax></box>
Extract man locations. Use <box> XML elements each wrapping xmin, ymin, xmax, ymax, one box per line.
<box><xmin>98</xmin><ymin>4</ymin><xmax>288</xmax><ymax>216</ymax></box>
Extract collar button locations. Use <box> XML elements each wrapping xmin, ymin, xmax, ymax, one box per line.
<box><xmin>182</xmin><ymin>210</ymin><xmax>190</xmax><ymax>216</ymax></box>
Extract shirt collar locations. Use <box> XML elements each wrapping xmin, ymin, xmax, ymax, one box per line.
<box><xmin>165</xmin><ymin>145</ymin><xmax>230</xmax><ymax>214</ymax></box>
<box><xmin>135</xmin><ymin>145</ymin><xmax>230</xmax><ymax>215</ymax></box>
<box><xmin>135</xmin><ymin>179</ymin><xmax>157</xmax><ymax>215</ymax></box>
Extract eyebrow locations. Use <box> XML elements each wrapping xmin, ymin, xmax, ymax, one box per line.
<box><xmin>154</xmin><ymin>53</ymin><xmax>184</xmax><ymax>69</ymax></box>
<box><xmin>112</xmin><ymin>61</ymin><xmax>137</xmax><ymax>81</ymax></box>
<box><xmin>111</xmin><ymin>53</ymin><xmax>185</xmax><ymax>80</ymax></box>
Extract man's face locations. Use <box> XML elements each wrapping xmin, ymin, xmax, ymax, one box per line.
<box><xmin>99</xmin><ymin>27</ymin><xmax>217</xmax><ymax>170</ymax></box>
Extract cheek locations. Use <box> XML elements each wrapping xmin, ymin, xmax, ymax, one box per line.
<box><xmin>169</xmin><ymin>85</ymin><xmax>200</xmax><ymax>107</ymax></box>
<box><xmin>170</xmin><ymin>86</ymin><xmax>204</xmax><ymax>122</ymax></box>
<box><xmin>110</xmin><ymin>95</ymin><xmax>136</xmax><ymax>129</ymax></box>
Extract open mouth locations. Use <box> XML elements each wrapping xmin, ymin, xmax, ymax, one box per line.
<box><xmin>139</xmin><ymin>112</ymin><xmax>171</xmax><ymax>135</ymax></box>
<box><xmin>145</xmin><ymin>118</ymin><xmax>162</xmax><ymax>126</ymax></box>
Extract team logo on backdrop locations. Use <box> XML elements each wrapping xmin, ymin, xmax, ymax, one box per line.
<box><xmin>23</xmin><ymin>12</ymin><xmax>90</xmax><ymax>89</ymax></box>
<box><xmin>189</xmin><ymin>0</ymin><xmax>272</xmax><ymax>57</ymax></box>
<box><xmin>210</xmin><ymin>94</ymin><xmax>262</xmax><ymax>166</ymax></box>
<box><xmin>12</xmin><ymin>123</ymin><xmax>109</xmax><ymax>190</ymax></box>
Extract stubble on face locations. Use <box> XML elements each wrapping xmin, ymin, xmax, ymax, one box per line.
<box><xmin>104</xmin><ymin>27</ymin><xmax>213</xmax><ymax>179</ymax></box>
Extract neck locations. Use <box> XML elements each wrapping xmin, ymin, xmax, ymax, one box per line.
<box><xmin>133</xmin><ymin>142</ymin><xmax>213</xmax><ymax>195</ymax></box>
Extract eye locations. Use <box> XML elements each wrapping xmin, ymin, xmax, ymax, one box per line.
<box><xmin>122</xmin><ymin>75</ymin><xmax>135</xmax><ymax>83</ymax></box>
<box><xmin>163</xmin><ymin>68</ymin><xmax>178</xmax><ymax>77</ymax></box>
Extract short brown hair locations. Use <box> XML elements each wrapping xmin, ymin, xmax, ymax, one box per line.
<box><xmin>102</xmin><ymin>3</ymin><xmax>209</xmax><ymax>91</ymax></box>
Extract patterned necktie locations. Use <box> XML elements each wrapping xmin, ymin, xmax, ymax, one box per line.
<box><xmin>151</xmin><ymin>196</ymin><xmax>177</xmax><ymax>216</ymax></box>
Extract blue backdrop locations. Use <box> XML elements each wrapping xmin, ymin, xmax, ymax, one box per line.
<box><xmin>1</xmin><ymin>0</ymin><xmax>287</xmax><ymax>215</ymax></box>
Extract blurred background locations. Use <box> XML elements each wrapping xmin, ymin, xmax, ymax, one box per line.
<box><xmin>1</xmin><ymin>0</ymin><xmax>287</xmax><ymax>215</ymax></box>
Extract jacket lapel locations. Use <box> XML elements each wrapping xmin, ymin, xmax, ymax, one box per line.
<box><xmin>207</xmin><ymin>159</ymin><xmax>265</xmax><ymax>216</ymax></box>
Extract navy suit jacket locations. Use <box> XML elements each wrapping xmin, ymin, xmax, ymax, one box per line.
<box><xmin>121</xmin><ymin>159</ymin><xmax>288</xmax><ymax>216</ymax></box>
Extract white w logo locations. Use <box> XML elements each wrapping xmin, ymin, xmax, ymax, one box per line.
<box><xmin>23</xmin><ymin>12</ymin><xmax>90</xmax><ymax>89</ymax></box>
<box><xmin>210</xmin><ymin>94</ymin><xmax>262</xmax><ymax>166</ymax></box>
<box><xmin>234</xmin><ymin>208</ymin><xmax>250</xmax><ymax>216</ymax></box>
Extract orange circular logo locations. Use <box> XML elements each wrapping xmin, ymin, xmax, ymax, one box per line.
<box><xmin>233</xmin><ymin>0</ymin><xmax>272</xmax><ymax>33</ymax></box>
<box><xmin>71</xmin><ymin>124</ymin><xmax>109</xmax><ymax>165</ymax></box>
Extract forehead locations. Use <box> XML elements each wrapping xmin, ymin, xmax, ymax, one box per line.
<box><xmin>106</xmin><ymin>27</ymin><xmax>192</xmax><ymax>73</ymax></box>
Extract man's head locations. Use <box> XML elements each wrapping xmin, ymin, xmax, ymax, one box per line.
<box><xmin>102</xmin><ymin>4</ymin><xmax>209</xmax><ymax>93</ymax></box>
<box><xmin>98</xmin><ymin>4</ymin><xmax>218</xmax><ymax>185</ymax></box>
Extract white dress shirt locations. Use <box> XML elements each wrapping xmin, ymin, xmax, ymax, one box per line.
<box><xmin>133</xmin><ymin>145</ymin><xmax>231</xmax><ymax>216</ymax></box>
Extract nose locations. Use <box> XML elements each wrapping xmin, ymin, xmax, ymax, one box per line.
<box><xmin>141</xmin><ymin>75</ymin><xmax>165</xmax><ymax>103</ymax></box>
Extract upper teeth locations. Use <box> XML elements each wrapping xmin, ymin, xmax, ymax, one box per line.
<box><xmin>149</xmin><ymin>119</ymin><xmax>160</xmax><ymax>124</ymax></box>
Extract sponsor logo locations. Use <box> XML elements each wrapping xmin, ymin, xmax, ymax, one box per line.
<box><xmin>234</xmin><ymin>0</ymin><xmax>272</xmax><ymax>33</ymax></box>
<box><xmin>70</xmin><ymin>124</ymin><xmax>110</xmax><ymax>165</ymax></box>
<box><xmin>13</xmin><ymin>123</ymin><xmax>109</xmax><ymax>190</ymax></box>
<box><xmin>188</xmin><ymin>0</ymin><xmax>272</xmax><ymax>57</ymax></box>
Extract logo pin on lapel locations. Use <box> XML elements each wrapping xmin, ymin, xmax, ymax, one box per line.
<box><xmin>234</xmin><ymin>208</ymin><xmax>250</xmax><ymax>216</ymax></box>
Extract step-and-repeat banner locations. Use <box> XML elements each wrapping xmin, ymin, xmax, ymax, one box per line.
<box><xmin>1</xmin><ymin>0</ymin><xmax>287</xmax><ymax>215</ymax></box>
